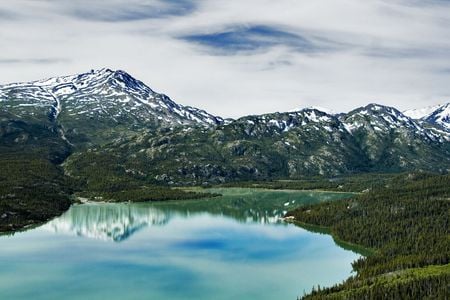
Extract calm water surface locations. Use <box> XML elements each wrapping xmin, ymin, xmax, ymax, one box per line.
<box><xmin>0</xmin><ymin>188</ymin><xmax>360</xmax><ymax>300</ymax></box>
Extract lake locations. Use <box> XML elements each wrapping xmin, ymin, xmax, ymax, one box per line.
<box><xmin>0</xmin><ymin>188</ymin><xmax>360</xmax><ymax>300</ymax></box>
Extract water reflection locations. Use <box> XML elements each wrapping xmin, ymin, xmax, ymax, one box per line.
<box><xmin>43</xmin><ymin>188</ymin><xmax>353</xmax><ymax>242</ymax></box>
<box><xmin>43</xmin><ymin>204</ymin><xmax>170</xmax><ymax>242</ymax></box>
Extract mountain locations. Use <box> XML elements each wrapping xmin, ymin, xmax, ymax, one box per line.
<box><xmin>97</xmin><ymin>108</ymin><xmax>361</xmax><ymax>183</ymax></box>
<box><xmin>422</xmin><ymin>103</ymin><xmax>450</xmax><ymax>131</ymax></box>
<box><xmin>338</xmin><ymin>104</ymin><xmax>449</xmax><ymax>170</ymax></box>
<box><xmin>404</xmin><ymin>103</ymin><xmax>450</xmax><ymax>132</ymax></box>
<box><xmin>1</xmin><ymin>69</ymin><xmax>450</xmax><ymax>231</ymax></box>
<box><xmin>72</xmin><ymin>103</ymin><xmax>449</xmax><ymax>186</ymax></box>
<box><xmin>1</xmin><ymin>69</ymin><xmax>450</xmax><ymax>186</ymax></box>
<box><xmin>0</xmin><ymin>68</ymin><xmax>223</xmax><ymax>146</ymax></box>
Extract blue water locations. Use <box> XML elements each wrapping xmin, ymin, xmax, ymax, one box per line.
<box><xmin>0</xmin><ymin>188</ymin><xmax>359</xmax><ymax>300</ymax></box>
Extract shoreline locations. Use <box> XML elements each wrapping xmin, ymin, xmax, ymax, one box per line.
<box><xmin>0</xmin><ymin>187</ymin><xmax>355</xmax><ymax>234</ymax></box>
<box><xmin>283</xmin><ymin>217</ymin><xmax>376</xmax><ymax>257</ymax></box>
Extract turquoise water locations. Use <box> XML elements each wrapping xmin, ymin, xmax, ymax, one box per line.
<box><xmin>0</xmin><ymin>188</ymin><xmax>359</xmax><ymax>300</ymax></box>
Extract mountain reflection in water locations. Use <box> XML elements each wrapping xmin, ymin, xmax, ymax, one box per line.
<box><xmin>43</xmin><ymin>204</ymin><xmax>170</xmax><ymax>242</ymax></box>
<box><xmin>42</xmin><ymin>188</ymin><xmax>352</xmax><ymax>242</ymax></box>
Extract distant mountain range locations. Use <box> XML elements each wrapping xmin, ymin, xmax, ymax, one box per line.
<box><xmin>1</xmin><ymin>69</ymin><xmax>449</xmax><ymax>185</ymax></box>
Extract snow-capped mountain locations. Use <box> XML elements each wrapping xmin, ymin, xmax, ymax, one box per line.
<box><xmin>424</xmin><ymin>103</ymin><xmax>450</xmax><ymax>131</ymax></box>
<box><xmin>1</xmin><ymin>68</ymin><xmax>449</xmax><ymax>183</ymax></box>
<box><xmin>332</xmin><ymin>104</ymin><xmax>449</xmax><ymax>167</ymax></box>
<box><xmin>404</xmin><ymin>103</ymin><xmax>450</xmax><ymax>132</ymax></box>
<box><xmin>0</xmin><ymin>68</ymin><xmax>223</xmax><ymax>127</ymax></box>
<box><xmin>229</xmin><ymin>104</ymin><xmax>446</xmax><ymax>143</ymax></box>
<box><xmin>341</xmin><ymin>103</ymin><xmax>440</xmax><ymax>140</ymax></box>
<box><xmin>234</xmin><ymin>108</ymin><xmax>340</xmax><ymax>136</ymax></box>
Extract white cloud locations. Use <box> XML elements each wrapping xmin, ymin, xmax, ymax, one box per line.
<box><xmin>0</xmin><ymin>0</ymin><xmax>449</xmax><ymax>118</ymax></box>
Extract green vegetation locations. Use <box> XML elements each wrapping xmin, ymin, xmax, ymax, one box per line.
<box><xmin>217</xmin><ymin>173</ymin><xmax>398</xmax><ymax>192</ymax></box>
<box><xmin>76</xmin><ymin>187</ymin><xmax>219</xmax><ymax>203</ymax></box>
<box><xmin>63</xmin><ymin>150</ymin><xmax>220</xmax><ymax>202</ymax></box>
<box><xmin>286</xmin><ymin>172</ymin><xmax>450</xmax><ymax>299</ymax></box>
<box><xmin>0</xmin><ymin>114</ymin><xmax>75</xmax><ymax>232</ymax></box>
<box><xmin>0</xmin><ymin>156</ymin><xmax>74</xmax><ymax>232</ymax></box>
<box><xmin>306</xmin><ymin>264</ymin><xmax>449</xmax><ymax>300</ymax></box>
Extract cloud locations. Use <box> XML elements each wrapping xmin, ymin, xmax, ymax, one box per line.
<box><xmin>60</xmin><ymin>0</ymin><xmax>197</xmax><ymax>22</ymax></box>
<box><xmin>0</xmin><ymin>8</ymin><xmax>17</xmax><ymax>20</ymax></box>
<box><xmin>361</xmin><ymin>45</ymin><xmax>450</xmax><ymax>59</ymax></box>
<box><xmin>0</xmin><ymin>58</ymin><xmax>70</xmax><ymax>65</ymax></box>
<box><xmin>394</xmin><ymin>0</ymin><xmax>450</xmax><ymax>7</ymax></box>
<box><xmin>181</xmin><ymin>25</ymin><xmax>324</xmax><ymax>55</ymax></box>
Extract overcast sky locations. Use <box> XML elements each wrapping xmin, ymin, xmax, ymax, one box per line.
<box><xmin>1</xmin><ymin>0</ymin><xmax>450</xmax><ymax>118</ymax></box>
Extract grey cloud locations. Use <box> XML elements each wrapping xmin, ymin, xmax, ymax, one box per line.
<box><xmin>0</xmin><ymin>8</ymin><xmax>18</xmax><ymax>20</ymax></box>
<box><xmin>394</xmin><ymin>0</ymin><xmax>450</xmax><ymax>7</ymax></box>
<box><xmin>361</xmin><ymin>46</ymin><xmax>450</xmax><ymax>59</ymax></box>
<box><xmin>63</xmin><ymin>0</ymin><xmax>197</xmax><ymax>22</ymax></box>
<box><xmin>180</xmin><ymin>22</ymin><xmax>448</xmax><ymax>62</ymax></box>
<box><xmin>180</xmin><ymin>25</ymin><xmax>345</xmax><ymax>56</ymax></box>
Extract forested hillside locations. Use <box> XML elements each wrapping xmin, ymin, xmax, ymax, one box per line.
<box><xmin>286</xmin><ymin>173</ymin><xmax>450</xmax><ymax>299</ymax></box>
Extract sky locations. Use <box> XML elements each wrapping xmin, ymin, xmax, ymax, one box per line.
<box><xmin>1</xmin><ymin>0</ymin><xmax>450</xmax><ymax>118</ymax></box>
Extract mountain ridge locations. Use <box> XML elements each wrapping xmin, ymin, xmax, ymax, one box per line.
<box><xmin>2</xmin><ymin>68</ymin><xmax>449</xmax><ymax>134</ymax></box>
<box><xmin>1</xmin><ymin>69</ymin><xmax>449</xmax><ymax>186</ymax></box>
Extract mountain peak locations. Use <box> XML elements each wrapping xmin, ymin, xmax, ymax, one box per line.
<box><xmin>403</xmin><ymin>102</ymin><xmax>450</xmax><ymax>131</ymax></box>
<box><xmin>363</xmin><ymin>103</ymin><xmax>398</xmax><ymax>112</ymax></box>
<box><xmin>341</xmin><ymin>103</ymin><xmax>427</xmax><ymax>136</ymax></box>
<box><xmin>424</xmin><ymin>102</ymin><xmax>450</xmax><ymax>131</ymax></box>
<box><xmin>29</xmin><ymin>68</ymin><xmax>114</xmax><ymax>88</ymax></box>
<box><xmin>289</xmin><ymin>106</ymin><xmax>336</xmax><ymax>115</ymax></box>
<box><xmin>0</xmin><ymin>68</ymin><xmax>223</xmax><ymax>129</ymax></box>
<box><xmin>307</xmin><ymin>106</ymin><xmax>336</xmax><ymax>115</ymax></box>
